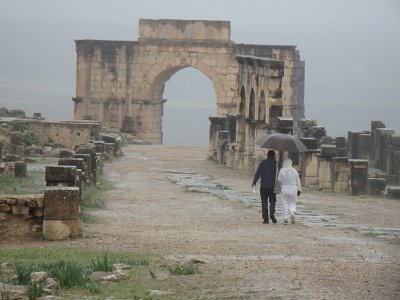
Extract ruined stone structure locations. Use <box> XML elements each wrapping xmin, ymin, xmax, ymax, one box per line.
<box><xmin>74</xmin><ymin>19</ymin><xmax>305</xmax><ymax>157</ymax></box>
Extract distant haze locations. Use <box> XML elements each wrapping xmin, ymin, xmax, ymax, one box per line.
<box><xmin>0</xmin><ymin>0</ymin><xmax>399</xmax><ymax>145</ymax></box>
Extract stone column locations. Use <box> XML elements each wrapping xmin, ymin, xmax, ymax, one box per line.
<box><xmin>43</xmin><ymin>187</ymin><xmax>80</xmax><ymax>240</ymax></box>
<box><xmin>332</xmin><ymin>157</ymin><xmax>350</xmax><ymax>193</ymax></box>
<box><xmin>348</xmin><ymin>159</ymin><xmax>369</xmax><ymax>195</ymax></box>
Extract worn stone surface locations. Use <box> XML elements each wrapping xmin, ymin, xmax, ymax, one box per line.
<box><xmin>301</xmin><ymin>137</ymin><xmax>318</xmax><ymax>150</ymax></box>
<box><xmin>367</xmin><ymin>178</ymin><xmax>386</xmax><ymax>195</ymax></box>
<box><xmin>387</xmin><ymin>187</ymin><xmax>400</xmax><ymax>199</ymax></box>
<box><xmin>42</xmin><ymin>219</ymin><xmax>80</xmax><ymax>240</ymax></box>
<box><xmin>43</xmin><ymin>187</ymin><xmax>80</xmax><ymax>220</ymax></box>
<box><xmin>0</xmin><ymin>283</ymin><xmax>26</xmax><ymax>300</ymax></box>
<box><xmin>14</xmin><ymin>161</ymin><xmax>27</xmax><ymax>177</ymax></box>
<box><xmin>45</xmin><ymin>165</ymin><xmax>77</xmax><ymax>183</ymax></box>
<box><xmin>58</xmin><ymin>158</ymin><xmax>85</xmax><ymax>172</ymax></box>
<box><xmin>348</xmin><ymin>159</ymin><xmax>369</xmax><ymax>195</ymax></box>
<box><xmin>320</xmin><ymin>144</ymin><xmax>338</xmax><ymax>157</ymax></box>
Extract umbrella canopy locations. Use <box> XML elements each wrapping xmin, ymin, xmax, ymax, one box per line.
<box><xmin>256</xmin><ymin>133</ymin><xmax>308</xmax><ymax>152</ymax></box>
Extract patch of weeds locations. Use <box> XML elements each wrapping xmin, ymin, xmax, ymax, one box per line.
<box><xmin>0</xmin><ymin>173</ymin><xmax>43</xmax><ymax>195</ymax></box>
<box><xmin>167</xmin><ymin>263</ymin><xmax>199</xmax><ymax>276</ymax></box>
<box><xmin>148</xmin><ymin>268</ymin><xmax>156</xmax><ymax>279</ymax></box>
<box><xmin>117</xmin><ymin>257</ymin><xmax>149</xmax><ymax>266</ymax></box>
<box><xmin>389</xmin><ymin>238</ymin><xmax>400</xmax><ymax>245</ymax></box>
<box><xmin>85</xmin><ymin>282</ymin><xmax>101</xmax><ymax>294</ymax></box>
<box><xmin>362</xmin><ymin>231</ymin><xmax>381</xmax><ymax>239</ymax></box>
<box><xmin>12</xmin><ymin>262</ymin><xmax>39</xmax><ymax>285</ymax></box>
<box><xmin>0</xmin><ymin>174</ymin><xmax>18</xmax><ymax>194</ymax></box>
<box><xmin>90</xmin><ymin>253</ymin><xmax>113</xmax><ymax>272</ymax></box>
<box><xmin>10</xmin><ymin>123</ymin><xmax>28</xmax><ymax>132</ymax></box>
<box><xmin>47</xmin><ymin>261</ymin><xmax>89</xmax><ymax>288</ymax></box>
<box><xmin>23</xmin><ymin>132</ymin><xmax>39</xmax><ymax>146</ymax></box>
<box><xmin>26</xmin><ymin>282</ymin><xmax>45</xmax><ymax>300</ymax></box>
<box><xmin>79</xmin><ymin>211</ymin><xmax>97</xmax><ymax>223</ymax></box>
<box><xmin>215</xmin><ymin>183</ymin><xmax>230</xmax><ymax>190</ymax></box>
<box><xmin>81</xmin><ymin>175</ymin><xmax>113</xmax><ymax>209</ymax></box>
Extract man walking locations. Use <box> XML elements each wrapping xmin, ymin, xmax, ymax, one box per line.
<box><xmin>252</xmin><ymin>150</ymin><xmax>277</xmax><ymax>224</ymax></box>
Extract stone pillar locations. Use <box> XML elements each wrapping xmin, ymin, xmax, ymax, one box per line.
<box><xmin>358</xmin><ymin>133</ymin><xmax>371</xmax><ymax>161</ymax></box>
<box><xmin>209</xmin><ymin>116</ymin><xmax>228</xmax><ymax>161</ymax></box>
<box><xmin>371</xmin><ymin>120</ymin><xmax>386</xmax><ymax>166</ymax></box>
<box><xmin>375</xmin><ymin>128</ymin><xmax>394</xmax><ymax>171</ymax></box>
<box><xmin>367</xmin><ymin>178</ymin><xmax>386</xmax><ymax>195</ymax></box>
<box><xmin>45</xmin><ymin>165</ymin><xmax>77</xmax><ymax>187</ymax></box>
<box><xmin>58</xmin><ymin>158</ymin><xmax>86</xmax><ymax>185</ymax></box>
<box><xmin>73</xmin><ymin>154</ymin><xmax>91</xmax><ymax>184</ymax></box>
<box><xmin>301</xmin><ymin>137</ymin><xmax>318</xmax><ymax>150</ymax></box>
<box><xmin>14</xmin><ymin>161</ymin><xmax>27</xmax><ymax>178</ymax></box>
<box><xmin>332</xmin><ymin>157</ymin><xmax>350</xmax><ymax>193</ymax></box>
<box><xmin>75</xmin><ymin>147</ymin><xmax>97</xmax><ymax>184</ymax></box>
<box><xmin>301</xmin><ymin>150</ymin><xmax>319</xmax><ymax>186</ymax></box>
<box><xmin>43</xmin><ymin>187</ymin><xmax>80</xmax><ymax>240</ymax></box>
<box><xmin>348</xmin><ymin>159</ymin><xmax>368</xmax><ymax>195</ymax></box>
<box><xmin>387</xmin><ymin>136</ymin><xmax>400</xmax><ymax>180</ymax></box>
<box><xmin>386</xmin><ymin>187</ymin><xmax>400</xmax><ymax>199</ymax></box>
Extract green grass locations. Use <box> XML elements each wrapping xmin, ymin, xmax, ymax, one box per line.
<box><xmin>90</xmin><ymin>253</ymin><xmax>113</xmax><ymax>272</ymax></box>
<box><xmin>81</xmin><ymin>175</ymin><xmax>113</xmax><ymax>209</ymax></box>
<box><xmin>167</xmin><ymin>263</ymin><xmax>199</xmax><ymax>276</ymax></box>
<box><xmin>26</xmin><ymin>282</ymin><xmax>45</xmax><ymax>300</ymax></box>
<box><xmin>0</xmin><ymin>247</ymin><xmax>172</xmax><ymax>299</ymax></box>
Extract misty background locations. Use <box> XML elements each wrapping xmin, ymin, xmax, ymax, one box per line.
<box><xmin>0</xmin><ymin>0</ymin><xmax>399</xmax><ymax>146</ymax></box>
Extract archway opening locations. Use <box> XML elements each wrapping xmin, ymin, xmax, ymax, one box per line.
<box><xmin>162</xmin><ymin>67</ymin><xmax>216</xmax><ymax>146</ymax></box>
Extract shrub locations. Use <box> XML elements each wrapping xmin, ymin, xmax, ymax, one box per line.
<box><xmin>167</xmin><ymin>263</ymin><xmax>198</xmax><ymax>276</ymax></box>
<box><xmin>12</xmin><ymin>262</ymin><xmax>39</xmax><ymax>285</ymax></box>
<box><xmin>23</xmin><ymin>132</ymin><xmax>39</xmax><ymax>146</ymax></box>
<box><xmin>90</xmin><ymin>253</ymin><xmax>113</xmax><ymax>272</ymax></box>
<box><xmin>26</xmin><ymin>282</ymin><xmax>45</xmax><ymax>300</ymax></box>
<box><xmin>47</xmin><ymin>261</ymin><xmax>89</xmax><ymax>288</ymax></box>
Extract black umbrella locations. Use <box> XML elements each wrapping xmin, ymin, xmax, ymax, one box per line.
<box><xmin>256</xmin><ymin>133</ymin><xmax>308</xmax><ymax>152</ymax></box>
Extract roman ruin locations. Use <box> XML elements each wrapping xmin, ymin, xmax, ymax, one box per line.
<box><xmin>73</xmin><ymin>18</ymin><xmax>305</xmax><ymax>171</ymax></box>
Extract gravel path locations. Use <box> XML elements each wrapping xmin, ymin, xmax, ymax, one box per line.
<box><xmin>8</xmin><ymin>144</ymin><xmax>400</xmax><ymax>299</ymax></box>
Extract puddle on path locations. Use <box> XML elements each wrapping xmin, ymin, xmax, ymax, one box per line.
<box><xmin>165</xmin><ymin>170</ymin><xmax>400</xmax><ymax>241</ymax></box>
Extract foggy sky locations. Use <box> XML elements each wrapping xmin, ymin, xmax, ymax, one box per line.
<box><xmin>0</xmin><ymin>0</ymin><xmax>399</xmax><ymax>145</ymax></box>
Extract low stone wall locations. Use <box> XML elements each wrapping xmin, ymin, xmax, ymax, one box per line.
<box><xmin>0</xmin><ymin>119</ymin><xmax>101</xmax><ymax>150</ymax></box>
<box><xmin>0</xmin><ymin>194</ymin><xmax>43</xmax><ymax>242</ymax></box>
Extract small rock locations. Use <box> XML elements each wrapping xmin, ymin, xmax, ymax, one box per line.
<box><xmin>89</xmin><ymin>271</ymin><xmax>118</xmax><ymax>282</ymax></box>
<box><xmin>31</xmin><ymin>271</ymin><xmax>48</xmax><ymax>283</ymax></box>
<box><xmin>148</xmin><ymin>289</ymin><xmax>172</xmax><ymax>296</ymax></box>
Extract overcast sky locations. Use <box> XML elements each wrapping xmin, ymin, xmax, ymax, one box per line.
<box><xmin>0</xmin><ymin>0</ymin><xmax>399</xmax><ymax>145</ymax></box>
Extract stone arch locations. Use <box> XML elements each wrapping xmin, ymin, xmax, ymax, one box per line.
<box><xmin>135</xmin><ymin>58</ymin><xmax>224</xmax><ymax>106</ymax></box>
<box><xmin>131</xmin><ymin>57</ymin><xmax>225</xmax><ymax>144</ymax></box>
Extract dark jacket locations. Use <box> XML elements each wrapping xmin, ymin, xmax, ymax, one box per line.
<box><xmin>252</xmin><ymin>157</ymin><xmax>277</xmax><ymax>188</ymax></box>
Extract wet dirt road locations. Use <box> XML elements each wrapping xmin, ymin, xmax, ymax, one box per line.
<box><xmin>79</xmin><ymin>145</ymin><xmax>400</xmax><ymax>299</ymax></box>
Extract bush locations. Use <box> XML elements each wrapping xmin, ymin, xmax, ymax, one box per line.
<box><xmin>12</xmin><ymin>262</ymin><xmax>39</xmax><ymax>285</ymax></box>
<box><xmin>22</xmin><ymin>132</ymin><xmax>39</xmax><ymax>146</ymax></box>
<box><xmin>167</xmin><ymin>263</ymin><xmax>198</xmax><ymax>276</ymax></box>
<box><xmin>47</xmin><ymin>261</ymin><xmax>89</xmax><ymax>288</ymax></box>
<box><xmin>90</xmin><ymin>253</ymin><xmax>113</xmax><ymax>272</ymax></box>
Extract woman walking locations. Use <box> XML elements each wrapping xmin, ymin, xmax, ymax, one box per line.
<box><xmin>278</xmin><ymin>158</ymin><xmax>301</xmax><ymax>225</ymax></box>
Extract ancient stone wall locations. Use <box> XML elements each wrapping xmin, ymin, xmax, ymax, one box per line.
<box><xmin>0</xmin><ymin>194</ymin><xmax>43</xmax><ymax>242</ymax></box>
<box><xmin>0</xmin><ymin>119</ymin><xmax>101</xmax><ymax>150</ymax></box>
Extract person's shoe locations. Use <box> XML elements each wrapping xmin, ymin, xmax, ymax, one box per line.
<box><xmin>284</xmin><ymin>219</ymin><xmax>288</xmax><ymax>225</ymax></box>
<box><xmin>290</xmin><ymin>214</ymin><xmax>295</xmax><ymax>224</ymax></box>
<box><xmin>262</xmin><ymin>220</ymin><xmax>269</xmax><ymax>224</ymax></box>
<box><xmin>270</xmin><ymin>215</ymin><xmax>277</xmax><ymax>224</ymax></box>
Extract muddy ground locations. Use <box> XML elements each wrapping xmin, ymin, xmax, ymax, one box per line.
<box><xmin>5</xmin><ymin>145</ymin><xmax>400</xmax><ymax>299</ymax></box>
